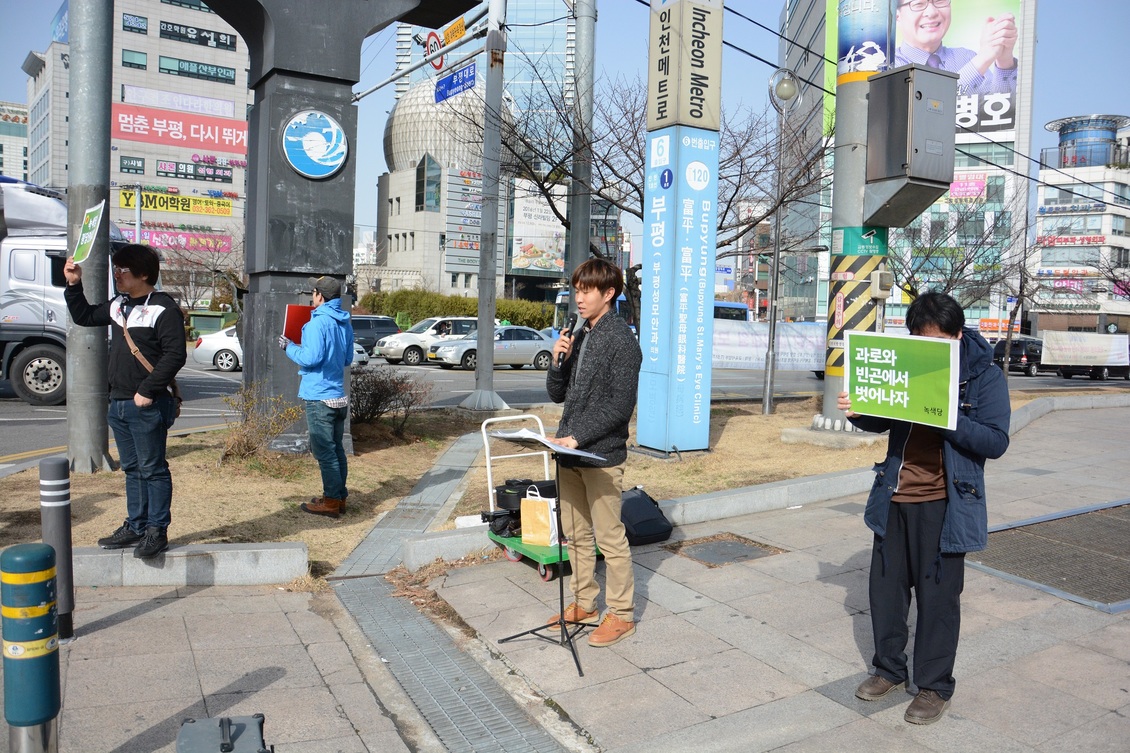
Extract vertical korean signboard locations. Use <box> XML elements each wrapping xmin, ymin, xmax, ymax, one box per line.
<box><xmin>638</xmin><ymin>0</ymin><xmax>723</xmax><ymax>453</ymax></box>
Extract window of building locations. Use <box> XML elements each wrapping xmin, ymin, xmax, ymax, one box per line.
<box><xmin>159</xmin><ymin>55</ymin><xmax>236</xmax><ymax>84</ymax></box>
<box><xmin>464</xmin><ymin>274</ymin><xmax>473</xmax><ymax>288</ymax></box>
<box><xmin>161</xmin><ymin>0</ymin><xmax>215</xmax><ymax>12</ymax></box>
<box><xmin>409</xmin><ymin>232</ymin><xmax>415</xmax><ymax>251</ymax></box>
<box><xmin>1111</xmin><ymin>247</ymin><xmax>1129</xmax><ymax>267</ymax></box>
<box><xmin>1112</xmin><ymin>216</ymin><xmax>1127</xmax><ymax>237</ymax></box>
<box><xmin>122</xmin><ymin>50</ymin><xmax>148</xmax><ymax>70</ymax></box>
<box><xmin>159</xmin><ymin>21</ymin><xmax>237</xmax><ymax>51</ymax></box>
<box><xmin>122</xmin><ymin>13</ymin><xmax>148</xmax><ymax>34</ymax></box>
<box><xmin>451</xmin><ymin>273</ymin><xmax>459</xmax><ymax>288</ymax></box>
<box><xmin>120</xmin><ymin>156</ymin><xmax>144</xmax><ymax>175</ymax></box>
<box><xmin>954</xmin><ymin>142</ymin><xmax>1015</xmax><ymax>169</ymax></box>
<box><xmin>1040</xmin><ymin>246</ymin><xmax>1101</xmax><ymax>266</ymax></box>
<box><xmin>415</xmin><ymin>154</ymin><xmax>441</xmax><ymax>212</ymax></box>
<box><xmin>395</xmin><ymin>196</ymin><xmax>401</xmax><ymax>214</ymax></box>
<box><xmin>1039</xmin><ymin>214</ymin><xmax>1103</xmax><ymax>236</ymax></box>
<box><xmin>986</xmin><ymin>175</ymin><xmax>1005</xmax><ymax>204</ymax></box>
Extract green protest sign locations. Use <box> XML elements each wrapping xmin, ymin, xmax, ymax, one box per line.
<box><xmin>72</xmin><ymin>200</ymin><xmax>106</xmax><ymax>264</ymax></box>
<box><xmin>844</xmin><ymin>331</ymin><xmax>959</xmax><ymax>430</ymax></box>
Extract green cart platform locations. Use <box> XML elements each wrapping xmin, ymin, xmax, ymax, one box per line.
<box><xmin>487</xmin><ymin>530</ymin><xmax>570</xmax><ymax>582</ymax></box>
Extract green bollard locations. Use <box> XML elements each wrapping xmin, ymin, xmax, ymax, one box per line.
<box><xmin>2</xmin><ymin>543</ymin><xmax>60</xmax><ymax>752</ymax></box>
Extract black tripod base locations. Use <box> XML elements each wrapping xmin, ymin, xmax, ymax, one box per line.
<box><xmin>498</xmin><ymin>618</ymin><xmax>592</xmax><ymax>676</ymax></box>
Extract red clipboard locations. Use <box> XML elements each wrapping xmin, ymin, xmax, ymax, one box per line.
<box><xmin>284</xmin><ymin>305</ymin><xmax>314</xmax><ymax>344</ymax></box>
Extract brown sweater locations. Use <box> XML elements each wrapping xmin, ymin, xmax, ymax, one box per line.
<box><xmin>892</xmin><ymin>424</ymin><xmax>946</xmax><ymax>502</ymax></box>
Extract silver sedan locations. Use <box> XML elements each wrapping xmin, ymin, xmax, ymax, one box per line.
<box><xmin>427</xmin><ymin>326</ymin><xmax>554</xmax><ymax>371</ymax></box>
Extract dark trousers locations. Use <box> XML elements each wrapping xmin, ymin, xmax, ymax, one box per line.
<box><xmin>869</xmin><ymin>498</ymin><xmax>965</xmax><ymax>700</ymax></box>
<box><xmin>107</xmin><ymin>396</ymin><xmax>176</xmax><ymax>532</ymax></box>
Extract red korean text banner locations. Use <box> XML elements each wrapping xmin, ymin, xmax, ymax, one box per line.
<box><xmin>111</xmin><ymin>104</ymin><xmax>247</xmax><ymax>154</ymax></box>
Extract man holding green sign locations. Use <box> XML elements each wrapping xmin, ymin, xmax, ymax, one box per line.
<box><xmin>838</xmin><ymin>292</ymin><xmax>1010</xmax><ymax>725</ymax></box>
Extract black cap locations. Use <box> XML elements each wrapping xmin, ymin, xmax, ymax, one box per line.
<box><xmin>306</xmin><ymin>276</ymin><xmax>342</xmax><ymax>300</ymax></box>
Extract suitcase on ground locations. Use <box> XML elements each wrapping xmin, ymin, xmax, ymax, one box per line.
<box><xmin>176</xmin><ymin>714</ymin><xmax>272</xmax><ymax>752</ymax></box>
<box><xmin>621</xmin><ymin>486</ymin><xmax>673</xmax><ymax>546</ymax></box>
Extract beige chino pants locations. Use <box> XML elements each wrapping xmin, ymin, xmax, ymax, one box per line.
<box><xmin>558</xmin><ymin>464</ymin><xmax>634</xmax><ymax>621</ymax></box>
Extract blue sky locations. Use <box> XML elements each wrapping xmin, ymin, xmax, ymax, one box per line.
<box><xmin>2</xmin><ymin>1</ymin><xmax>1128</xmax><ymax>232</ymax></box>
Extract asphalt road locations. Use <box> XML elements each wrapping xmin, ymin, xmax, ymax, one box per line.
<box><xmin>1</xmin><ymin>361</ymin><xmax>1124</xmax><ymax>471</ymax></box>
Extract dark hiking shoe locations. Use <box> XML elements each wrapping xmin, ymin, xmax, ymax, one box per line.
<box><xmin>856</xmin><ymin>674</ymin><xmax>905</xmax><ymax>701</ymax></box>
<box><xmin>98</xmin><ymin>523</ymin><xmax>143</xmax><ymax>550</ymax></box>
<box><xmin>904</xmin><ymin>689</ymin><xmax>950</xmax><ymax>724</ymax></box>
<box><xmin>133</xmin><ymin>527</ymin><xmax>169</xmax><ymax>559</ymax></box>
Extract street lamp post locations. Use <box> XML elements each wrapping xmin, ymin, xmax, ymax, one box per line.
<box><xmin>762</xmin><ymin>69</ymin><xmax>802</xmax><ymax>415</ymax></box>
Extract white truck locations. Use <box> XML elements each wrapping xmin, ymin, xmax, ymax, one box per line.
<box><xmin>1041</xmin><ymin>330</ymin><xmax>1130</xmax><ymax>381</ymax></box>
<box><xmin>0</xmin><ymin>179</ymin><xmax>123</xmax><ymax>405</ymax></box>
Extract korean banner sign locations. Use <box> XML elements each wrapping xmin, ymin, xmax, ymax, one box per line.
<box><xmin>845</xmin><ymin>331</ymin><xmax>959</xmax><ymax>430</ymax></box>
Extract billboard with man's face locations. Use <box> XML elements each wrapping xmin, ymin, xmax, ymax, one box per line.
<box><xmin>893</xmin><ymin>0</ymin><xmax>1022</xmax><ymax>134</ymax></box>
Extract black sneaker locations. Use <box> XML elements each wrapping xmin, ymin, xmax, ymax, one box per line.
<box><xmin>133</xmin><ymin>527</ymin><xmax>169</xmax><ymax>559</ymax></box>
<box><xmin>98</xmin><ymin>522</ymin><xmax>143</xmax><ymax>550</ymax></box>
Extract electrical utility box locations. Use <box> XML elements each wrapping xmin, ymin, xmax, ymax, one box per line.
<box><xmin>864</xmin><ymin>64</ymin><xmax>958</xmax><ymax>228</ymax></box>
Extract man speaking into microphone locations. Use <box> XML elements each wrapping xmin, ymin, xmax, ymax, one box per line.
<box><xmin>545</xmin><ymin>258</ymin><xmax>642</xmax><ymax>647</ymax></box>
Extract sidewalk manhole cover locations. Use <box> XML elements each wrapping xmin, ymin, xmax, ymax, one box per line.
<box><xmin>665</xmin><ymin>533</ymin><xmax>786</xmax><ymax>567</ymax></box>
<box><xmin>970</xmin><ymin>502</ymin><xmax>1130</xmax><ymax>613</ymax></box>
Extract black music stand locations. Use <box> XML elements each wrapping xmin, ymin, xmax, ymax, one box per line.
<box><xmin>490</xmin><ymin>430</ymin><xmax>605</xmax><ymax>677</ymax></box>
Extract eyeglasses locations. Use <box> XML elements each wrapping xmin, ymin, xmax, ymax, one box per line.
<box><xmin>112</xmin><ymin>265</ymin><xmax>132</xmax><ymax>276</ymax></box>
<box><xmin>899</xmin><ymin>0</ymin><xmax>950</xmax><ymax>10</ymax></box>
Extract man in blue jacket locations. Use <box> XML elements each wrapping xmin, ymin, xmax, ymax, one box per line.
<box><xmin>280</xmin><ymin>276</ymin><xmax>354</xmax><ymax>518</ymax></box>
<box><xmin>838</xmin><ymin>292</ymin><xmax>1010</xmax><ymax>725</ymax></box>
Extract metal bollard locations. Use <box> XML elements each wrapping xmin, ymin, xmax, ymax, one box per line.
<box><xmin>39</xmin><ymin>458</ymin><xmax>73</xmax><ymax>641</ymax></box>
<box><xmin>2</xmin><ymin>543</ymin><xmax>60</xmax><ymax>753</ymax></box>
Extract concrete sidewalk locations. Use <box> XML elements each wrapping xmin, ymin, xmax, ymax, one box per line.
<box><xmin>2</xmin><ymin>396</ymin><xmax>1127</xmax><ymax>752</ymax></box>
<box><xmin>434</xmin><ymin>401</ymin><xmax>1130</xmax><ymax>752</ymax></box>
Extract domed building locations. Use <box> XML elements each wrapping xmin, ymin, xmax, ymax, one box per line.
<box><xmin>371</xmin><ymin>79</ymin><xmax>509</xmax><ymax>296</ymax></box>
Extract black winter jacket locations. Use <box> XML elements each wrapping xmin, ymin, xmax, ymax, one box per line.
<box><xmin>546</xmin><ymin>312</ymin><xmax>642</xmax><ymax>467</ymax></box>
<box><xmin>65</xmin><ymin>283</ymin><xmax>187</xmax><ymax>401</ymax></box>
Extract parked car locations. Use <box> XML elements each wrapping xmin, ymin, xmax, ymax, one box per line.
<box><xmin>351</xmin><ymin>315</ymin><xmax>400</xmax><ymax>351</ymax></box>
<box><xmin>428</xmin><ymin>325</ymin><xmax>554</xmax><ymax>371</ymax></box>
<box><xmin>992</xmin><ymin>336</ymin><xmax>1050</xmax><ymax>377</ymax></box>
<box><xmin>192</xmin><ymin>326</ymin><xmax>242</xmax><ymax>372</ymax></box>
<box><xmin>193</xmin><ymin>326</ymin><xmax>368</xmax><ymax>372</ymax></box>
<box><xmin>374</xmin><ymin>316</ymin><xmax>478</xmax><ymax>365</ymax></box>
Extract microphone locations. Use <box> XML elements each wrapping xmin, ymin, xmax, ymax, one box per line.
<box><xmin>558</xmin><ymin>314</ymin><xmax>578</xmax><ymax>368</ymax></box>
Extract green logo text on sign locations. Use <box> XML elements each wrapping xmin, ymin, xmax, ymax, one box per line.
<box><xmin>844</xmin><ymin>331</ymin><xmax>958</xmax><ymax>430</ymax></box>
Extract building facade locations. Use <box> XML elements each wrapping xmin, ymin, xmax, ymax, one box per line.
<box><xmin>0</xmin><ymin>102</ymin><xmax>29</xmax><ymax>182</ymax></box>
<box><xmin>780</xmin><ymin>0</ymin><xmax>1038</xmax><ymax>333</ymax></box>
<box><xmin>22</xmin><ymin>0</ymin><xmax>251</xmax><ymax>310</ymax></box>
<box><xmin>1030</xmin><ymin>115</ymin><xmax>1130</xmax><ymax>334</ymax></box>
<box><xmin>373</xmin><ymin>1</ymin><xmax>597</xmax><ymax>301</ymax></box>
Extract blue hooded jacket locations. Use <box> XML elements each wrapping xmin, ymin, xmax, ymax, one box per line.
<box><xmin>849</xmin><ymin>328</ymin><xmax>1011</xmax><ymax>553</ymax></box>
<box><xmin>285</xmin><ymin>298</ymin><xmax>354</xmax><ymax>401</ymax></box>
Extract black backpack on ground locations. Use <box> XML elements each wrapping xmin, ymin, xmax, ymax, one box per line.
<box><xmin>620</xmin><ymin>486</ymin><xmax>673</xmax><ymax>546</ymax></box>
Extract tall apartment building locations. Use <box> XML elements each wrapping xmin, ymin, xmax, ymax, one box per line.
<box><xmin>21</xmin><ymin>0</ymin><xmax>251</xmax><ymax>308</ymax></box>
<box><xmin>0</xmin><ymin>102</ymin><xmax>30</xmax><ymax>181</ymax></box>
<box><xmin>1030</xmin><ymin>115</ymin><xmax>1130</xmax><ymax>334</ymax></box>
<box><xmin>778</xmin><ymin>0</ymin><xmax>1038</xmax><ymax>331</ymax></box>
<box><xmin>375</xmin><ymin>1</ymin><xmax>584</xmax><ymax>301</ymax></box>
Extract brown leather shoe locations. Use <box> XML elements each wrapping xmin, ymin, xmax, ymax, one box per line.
<box><xmin>302</xmin><ymin>497</ymin><xmax>342</xmax><ymax>518</ymax></box>
<box><xmin>904</xmin><ymin>689</ymin><xmax>950</xmax><ymax>724</ymax></box>
<box><xmin>546</xmin><ymin>603</ymin><xmax>599</xmax><ymax>632</ymax></box>
<box><xmin>588</xmin><ymin>613</ymin><xmax>635</xmax><ymax>647</ymax></box>
<box><xmin>855</xmin><ymin>674</ymin><xmax>905</xmax><ymax>701</ymax></box>
<box><xmin>310</xmin><ymin>496</ymin><xmax>347</xmax><ymax>514</ymax></box>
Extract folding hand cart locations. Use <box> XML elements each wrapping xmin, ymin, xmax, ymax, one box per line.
<box><xmin>481</xmin><ymin>415</ymin><xmax>569</xmax><ymax>582</ymax></box>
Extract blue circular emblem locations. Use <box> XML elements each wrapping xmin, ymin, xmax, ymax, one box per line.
<box><xmin>660</xmin><ymin>169</ymin><xmax>674</xmax><ymax>190</ymax></box>
<box><xmin>282</xmin><ymin>110</ymin><xmax>348</xmax><ymax>180</ymax></box>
